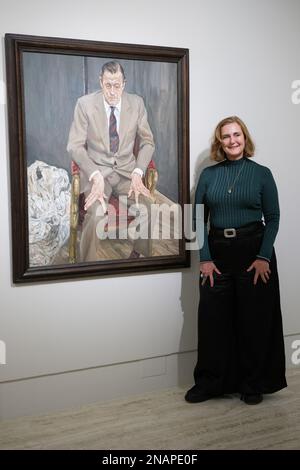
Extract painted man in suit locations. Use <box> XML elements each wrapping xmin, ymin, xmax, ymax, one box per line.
<box><xmin>67</xmin><ymin>61</ymin><xmax>155</xmax><ymax>262</ymax></box>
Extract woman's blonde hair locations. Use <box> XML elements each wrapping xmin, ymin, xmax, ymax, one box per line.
<box><xmin>210</xmin><ymin>116</ymin><xmax>255</xmax><ymax>162</ymax></box>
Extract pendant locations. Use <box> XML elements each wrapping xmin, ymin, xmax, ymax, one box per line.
<box><xmin>228</xmin><ymin>188</ymin><xmax>232</xmax><ymax>194</ymax></box>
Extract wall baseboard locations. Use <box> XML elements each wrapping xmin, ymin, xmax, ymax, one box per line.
<box><xmin>1</xmin><ymin>333</ymin><xmax>299</xmax><ymax>420</ymax></box>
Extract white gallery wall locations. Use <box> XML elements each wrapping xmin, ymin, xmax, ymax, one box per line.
<box><xmin>0</xmin><ymin>0</ymin><xmax>299</xmax><ymax>419</ymax></box>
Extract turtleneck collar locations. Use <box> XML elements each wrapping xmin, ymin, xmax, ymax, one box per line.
<box><xmin>224</xmin><ymin>156</ymin><xmax>247</xmax><ymax>165</ymax></box>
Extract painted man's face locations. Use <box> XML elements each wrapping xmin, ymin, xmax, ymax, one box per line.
<box><xmin>100</xmin><ymin>70</ymin><xmax>125</xmax><ymax>106</ymax></box>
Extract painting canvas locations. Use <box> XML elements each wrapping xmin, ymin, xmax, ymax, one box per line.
<box><xmin>5</xmin><ymin>34</ymin><xmax>190</xmax><ymax>283</ymax></box>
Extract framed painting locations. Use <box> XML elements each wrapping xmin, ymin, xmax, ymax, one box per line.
<box><xmin>5</xmin><ymin>33</ymin><xmax>190</xmax><ymax>283</ymax></box>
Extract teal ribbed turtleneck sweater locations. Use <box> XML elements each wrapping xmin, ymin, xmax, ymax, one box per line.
<box><xmin>194</xmin><ymin>157</ymin><xmax>280</xmax><ymax>262</ymax></box>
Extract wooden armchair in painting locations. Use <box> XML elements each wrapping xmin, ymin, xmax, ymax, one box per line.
<box><xmin>69</xmin><ymin>158</ymin><xmax>158</xmax><ymax>263</ymax></box>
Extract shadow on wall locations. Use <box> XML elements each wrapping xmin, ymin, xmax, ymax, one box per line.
<box><xmin>177</xmin><ymin>149</ymin><xmax>215</xmax><ymax>387</ymax></box>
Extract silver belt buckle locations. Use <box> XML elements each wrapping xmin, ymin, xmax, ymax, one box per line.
<box><xmin>224</xmin><ymin>228</ymin><xmax>236</xmax><ymax>238</ymax></box>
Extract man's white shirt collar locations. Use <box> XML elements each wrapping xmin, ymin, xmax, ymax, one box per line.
<box><xmin>103</xmin><ymin>97</ymin><xmax>122</xmax><ymax>115</ymax></box>
<box><xmin>103</xmin><ymin>97</ymin><xmax>121</xmax><ymax>132</ymax></box>
<box><xmin>101</xmin><ymin>96</ymin><xmax>143</xmax><ymax>178</ymax></box>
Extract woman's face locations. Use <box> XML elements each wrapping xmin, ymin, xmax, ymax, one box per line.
<box><xmin>220</xmin><ymin>122</ymin><xmax>245</xmax><ymax>160</ymax></box>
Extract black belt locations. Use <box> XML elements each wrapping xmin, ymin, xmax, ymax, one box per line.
<box><xmin>209</xmin><ymin>221</ymin><xmax>264</xmax><ymax>239</ymax></box>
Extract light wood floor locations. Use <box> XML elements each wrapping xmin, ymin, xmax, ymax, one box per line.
<box><xmin>0</xmin><ymin>368</ymin><xmax>300</xmax><ymax>450</ymax></box>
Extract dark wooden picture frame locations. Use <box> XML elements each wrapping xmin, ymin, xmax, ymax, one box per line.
<box><xmin>5</xmin><ymin>33</ymin><xmax>190</xmax><ymax>283</ymax></box>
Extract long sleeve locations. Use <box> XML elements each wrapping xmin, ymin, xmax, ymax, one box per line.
<box><xmin>192</xmin><ymin>158</ymin><xmax>280</xmax><ymax>262</ymax></box>
<box><xmin>193</xmin><ymin>170</ymin><xmax>212</xmax><ymax>261</ymax></box>
<box><xmin>67</xmin><ymin>98</ymin><xmax>100</xmax><ymax>179</ymax></box>
<box><xmin>135</xmin><ymin>97</ymin><xmax>155</xmax><ymax>173</ymax></box>
<box><xmin>257</xmin><ymin>168</ymin><xmax>280</xmax><ymax>261</ymax></box>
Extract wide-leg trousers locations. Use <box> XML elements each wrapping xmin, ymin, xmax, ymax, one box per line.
<box><xmin>193</xmin><ymin>225</ymin><xmax>287</xmax><ymax>396</ymax></box>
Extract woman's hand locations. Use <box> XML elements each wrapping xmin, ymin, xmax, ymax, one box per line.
<box><xmin>200</xmin><ymin>261</ymin><xmax>221</xmax><ymax>287</ymax></box>
<box><xmin>247</xmin><ymin>259</ymin><xmax>271</xmax><ymax>285</ymax></box>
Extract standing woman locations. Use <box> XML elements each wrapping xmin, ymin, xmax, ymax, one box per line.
<box><xmin>186</xmin><ymin>116</ymin><xmax>287</xmax><ymax>405</ymax></box>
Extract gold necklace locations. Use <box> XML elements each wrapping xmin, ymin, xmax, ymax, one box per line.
<box><xmin>225</xmin><ymin>159</ymin><xmax>246</xmax><ymax>194</ymax></box>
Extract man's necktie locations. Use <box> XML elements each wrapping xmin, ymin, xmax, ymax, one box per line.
<box><xmin>109</xmin><ymin>106</ymin><xmax>119</xmax><ymax>154</ymax></box>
